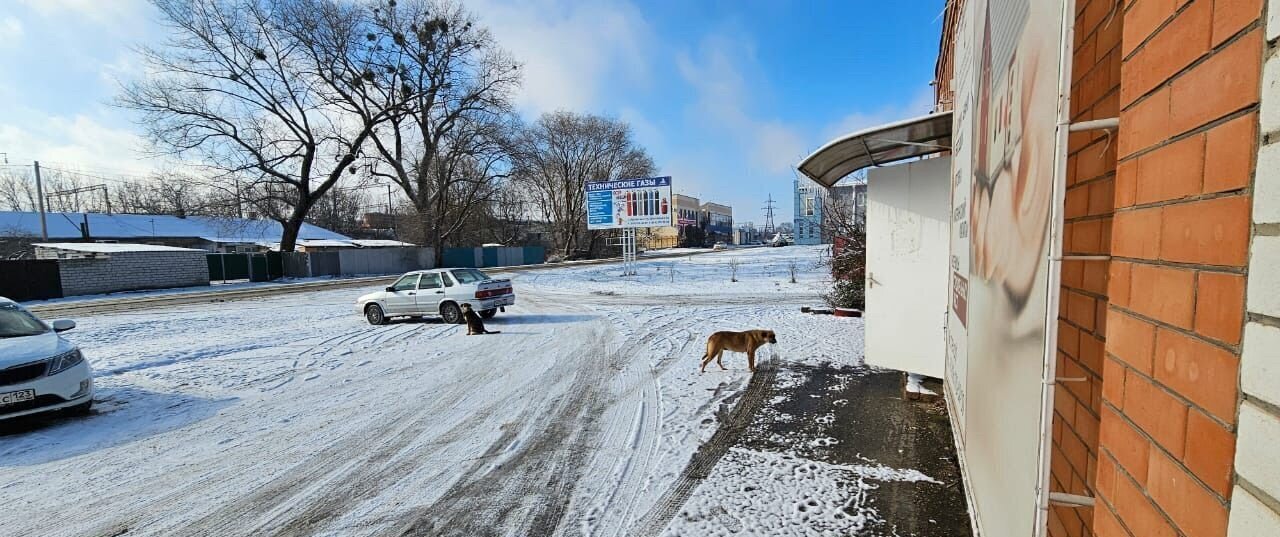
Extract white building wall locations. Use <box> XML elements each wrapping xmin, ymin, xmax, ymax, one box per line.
<box><xmin>1229</xmin><ymin>3</ymin><xmax>1280</xmax><ymax>531</ymax></box>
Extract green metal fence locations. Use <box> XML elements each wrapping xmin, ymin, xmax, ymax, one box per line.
<box><xmin>207</xmin><ymin>252</ymin><xmax>283</xmax><ymax>282</ymax></box>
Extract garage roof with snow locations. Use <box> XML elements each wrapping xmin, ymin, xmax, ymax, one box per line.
<box><xmin>796</xmin><ymin>111</ymin><xmax>953</xmax><ymax>188</ymax></box>
<box><xmin>33</xmin><ymin>242</ymin><xmax>205</xmax><ymax>254</ymax></box>
<box><xmin>0</xmin><ymin>211</ymin><xmax>350</xmax><ymax>243</ymax></box>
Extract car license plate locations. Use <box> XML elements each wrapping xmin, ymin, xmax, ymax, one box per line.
<box><xmin>0</xmin><ymin>389</ymin><xmax>36</xmax><ymax>407</ymax></box>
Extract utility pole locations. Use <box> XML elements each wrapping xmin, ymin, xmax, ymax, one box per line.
<box><xmin>234</xmin><ymin>177</ymin><xmax>244</xmax><ymax>219</ymax></box>
<box><xmin>762</xmin><ymin>194</ymin><xmax>777</xmax><ymax>235</ymax></box>
<box><xmin>34</xmin><ymin>161</ymin><xmax>48</xmax><ymax>241</ymax></box>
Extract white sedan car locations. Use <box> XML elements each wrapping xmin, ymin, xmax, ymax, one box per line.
<box><xmin>0</xmin><ymin>297</ymin><xmax>94</xmax><ymax>420</ymax></box>
<box><xmin>355</xmin><ymin>268</ymin><xmax>516</xmax><ymax>325</ymax></box>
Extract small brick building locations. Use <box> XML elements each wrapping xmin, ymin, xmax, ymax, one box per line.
<box><xmin>34</xmin><ymin>243</ymin><xmax>209</xmax><ymax>297</ymax></box>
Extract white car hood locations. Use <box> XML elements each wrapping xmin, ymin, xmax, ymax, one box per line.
<box><xmin>0</xmin><ymin>330</ymin><xmax>74</xmax><ymax>367</ymax></box>
<box><xmin>357</xmin><ymin>291</ymin><xmax>387</xmax><ymax>303</ymax></box>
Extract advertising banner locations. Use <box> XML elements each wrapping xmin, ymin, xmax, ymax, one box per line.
<box><xmin>947</xmin><ymin>0</ymin><xmax>1066</xmax><ymax>535</ymax></box>
<box><xmin>586</xmin><ymin>176</ymin><xmax>674</xmax><ymax>230</ymax></box>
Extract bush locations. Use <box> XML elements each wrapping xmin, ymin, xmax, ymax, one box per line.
<box><xmin>823</xmin><ymin>279</ymin><xmax>865</xmax><ymax>310</ymax></box>
<box><xmin>824</xmin><ymin>228</ymin><xmax>866</xmax><ymax>310</ymax></box>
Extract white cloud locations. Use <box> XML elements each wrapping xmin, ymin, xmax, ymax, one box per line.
<box><xmin>15</xmin><ymin>0</ymin><xmax>146</xmax><ymax>26</ymax></box>
<box><xmin>822</xmin><ymin>86</ymin><xmax>936</xmax><ymax>141</ymax></box>
<box><xmin>0</xmin><ymin>114</ymin><xmax>154</xmax><ymax>175</ymax></box>
<box><xmin>469</xmin><ymin>0</ymin><xmax>653</xmax><ymax>115</ymax></box>
<box><xmin>675</xmin><ymin>34</ymin><xmax>805</xmax><ymax>175</ymax></box>
<box><xmin>0</xmin><ymin>16</ymin><xmax>24</xmax><ymax>47</ymax></box>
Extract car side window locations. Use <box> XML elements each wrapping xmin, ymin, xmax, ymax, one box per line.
<box><xmin>419</xmin><ymin>273</ymin><xmax>443</xmax><ymax>289</ymax></box>
<box><xmin>391</xmin><ymin>274</ymin><xmax>419</xmax><ymax>292</ymax></box>
<box><xmin>441</xmin><ymin>273</ymin><xmax>454</xmax><ymax>287</ymax></box>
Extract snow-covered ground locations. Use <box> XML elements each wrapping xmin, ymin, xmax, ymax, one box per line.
<box><xmin>0</xmin><ymin>245</ymin><xmax>926</xmax><ymax>536</ymax></box>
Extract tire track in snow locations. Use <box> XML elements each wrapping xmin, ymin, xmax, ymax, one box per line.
<box><xmin>630</xmin><ymin>363</ymin><xmax>779</xmax><ymax>536</ymax></box>
<box><xmin>80</xmin><ymin>327</ymin><xmax>502</xmax><ymax>537</ymax></box>
<box><xmin>382</xmin><ymin>322</ymin><xmax>623</xmax><ymax>537</ymax></box>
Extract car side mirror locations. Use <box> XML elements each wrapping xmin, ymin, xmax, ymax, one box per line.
<box><xmin>386</xmin><ymin>286</ymin><xmax>396</xmax><ymax>292</ymax></box>
<box><xmin>51</xmin><ymin>319</ymin><xmax>76</xmax><ymax>332</ymax></box>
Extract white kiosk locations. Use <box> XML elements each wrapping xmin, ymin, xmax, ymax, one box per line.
<box><xmin>797</xmin><ymin>112</ymin><xmax>952</xmax><ymax>380</ymax></box>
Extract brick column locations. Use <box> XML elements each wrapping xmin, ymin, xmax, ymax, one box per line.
<box><xmin>1094</xmin><ymin>1</ymin><xmax>1263</xmax><ymax>536</ymax></box>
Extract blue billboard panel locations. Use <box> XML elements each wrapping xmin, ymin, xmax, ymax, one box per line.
<box><xmin>585</xmin><ymin>176</ymin><xmax>674</xmax><ymax>230</ymax></box>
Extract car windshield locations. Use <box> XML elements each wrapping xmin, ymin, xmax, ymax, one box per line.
<box><xmin>450</xmin><ymin>269</ymin><xmax>489</xmax><ymax>284</ymax></box>
<box><xmin>0</xmin><ymin>304</ymin><xmax>49</xmax><ymax>338</ymax></box>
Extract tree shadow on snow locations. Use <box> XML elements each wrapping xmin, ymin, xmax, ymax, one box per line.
<box><xmin>0</xmin><ymin>386</ymin><xmax>233</xmax><ymax>467</ymax></box>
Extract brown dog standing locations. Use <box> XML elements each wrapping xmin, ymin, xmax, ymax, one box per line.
<box><xmin>699</xmin><ymin>329</ymin><xmax>777</xmax><ymax>373</ymax></box>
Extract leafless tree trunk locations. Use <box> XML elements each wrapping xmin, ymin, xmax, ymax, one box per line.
<box><xmin>119</xmin><ymin>0</ymin><xmax>411</xmax><ymax>251</ymax></box>
<box><xmin>508</xmin><ymin>111</ymin><xmax>655</xmax><ymax>258</ymax></box>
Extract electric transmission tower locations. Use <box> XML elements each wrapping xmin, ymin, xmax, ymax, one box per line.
<box><xmin>762</xmin><ymin>194</ymin><xmax>777</xmax><ymax>234</ymax></box>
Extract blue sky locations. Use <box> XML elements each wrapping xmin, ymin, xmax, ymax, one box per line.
<box><xmin>0</xmin><ymin>0</ymin><xmax>944</xmax><ymax>223</ymax></box>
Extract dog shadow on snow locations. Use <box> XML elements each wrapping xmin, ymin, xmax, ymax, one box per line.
<box><xmin>0</xmin><ymin>386</ymin><xmax>232</xmax><ymax>467</ymax></box>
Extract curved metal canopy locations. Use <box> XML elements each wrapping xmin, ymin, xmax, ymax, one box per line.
<box><xmin>796</xmin><ymin>111</ymin><xmax>953</xmax><ymax>188</ymax></box>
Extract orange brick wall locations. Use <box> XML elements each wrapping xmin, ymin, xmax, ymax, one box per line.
<box><xmin>1093</xmin><ymin>1</ymin><xmax>1262</xmax><ymax>537</ymax></box>
<box><xmin>1049</xmin><ymin>2</ymin><xmax>1123</xmax><ymax>536</ymax></box>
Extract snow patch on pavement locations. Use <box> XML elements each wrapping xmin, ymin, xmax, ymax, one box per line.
<box><xmin>663</xmin><ymin>447</ymin><xmax>938</xmax><ymax>536</ymax></box>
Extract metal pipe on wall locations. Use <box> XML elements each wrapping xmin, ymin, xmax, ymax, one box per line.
<box><xmin>1033</xmin><ymin>0</ymin><xmax>1080</xmax><ymax>534</ymax></box>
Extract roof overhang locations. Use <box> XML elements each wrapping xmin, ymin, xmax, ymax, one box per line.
<box><xmin>796</xmin><ymin>110</ymin><xmax>953</xmax><ymax>188</ymax></box>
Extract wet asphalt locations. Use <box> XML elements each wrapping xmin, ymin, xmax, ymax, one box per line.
<box><xmin>738</xmin><ymin>361</ymin><xmax>973</xmax><ymax>536</ymax></box>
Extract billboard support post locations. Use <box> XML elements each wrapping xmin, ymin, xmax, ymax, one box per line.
<box><xmin>621</xmin><ymin>228</ymin><xmax>637</xmax><ymax>276</ymax></box>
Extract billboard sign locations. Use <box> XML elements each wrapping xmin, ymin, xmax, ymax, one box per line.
<box><xmin>947</xmin><ymin>1</ymin><xmax>1068</xmax><ymax>536</ymax></box>
<box><xmin>586</xmin><ymin>176</ymin><xmax>674</xmax><ymax>230</ymax></box>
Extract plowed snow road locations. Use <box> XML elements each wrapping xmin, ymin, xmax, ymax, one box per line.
<box><xmin>1</xmin><ymin>246</ymin><xmax>865</xmax><ymax>536</ymax></box>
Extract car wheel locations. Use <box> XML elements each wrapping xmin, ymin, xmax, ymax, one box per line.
<box><xmin>66</xmin><ymin>400</ymin><xmax>93</xmax><ymax>416</ymax></box>
<box><xmin>365</xmin><ymin>304</ymin><xmax>387</xmax><ymax>325</ymax></box>
<box><xmin>480</xmin><ymin>308</ymin><xmax>497</xmax><ymax>319</ymax></box>
<box><xmin>440</xmin><ymin>302</ymin><xmax>463</xmax><ymax>324</ymax></box>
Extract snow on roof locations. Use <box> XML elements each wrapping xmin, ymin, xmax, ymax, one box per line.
<box><xmin>0</xmin><ymin>211</ymin><xmax>350</xmax><ymax>242</ymax></box>
<box><xmin>297</xmin><ymin>239</ymin><xmax>356</xmax><ymax>248</ymax></box>
<box><xmin>34</xmin><ymin>242</ymin><xmax>205</xmax><ymax>253</ymax></box>
<box><xmin>350</xmin><ymin>239</ymin><xmax>415</xmax><ymax>247</ymax></box>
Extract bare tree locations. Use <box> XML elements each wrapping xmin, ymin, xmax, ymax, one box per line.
<box><xmin>306</xmin><ymin>185</ymin><xmax>370</xmax><ymax>236</ymax></box>
<box><xmin>728</xmin><ymin>257</ymin><xmax>740</xmax><ymax>283</ymax></box>
<box><xmin>119</xmin><ymin>0</ymin><xmax>411</xmax><ymax>251</ymax></box>
<box><xmin>459</xmin><ymin>180</ymin><xmax>531</xmax><ymax>246</ymax></box>
<box><xmin>508</xmin><ymin>111</ymin><xmax>655</xmax><ymax>257</ymax></box>
<box><xmin>326</xmin><ymin>0</ymin><xmax>523</xmax><ymax>260</ymax></box>
<box><xmin>0</xmin><ymin>169</ymin><xmax>38</xmax><ymax>211</ymax></box>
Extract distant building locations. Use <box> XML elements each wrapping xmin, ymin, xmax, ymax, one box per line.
<box><xmin>793</xmin><ymin>178</ymin><xmax>827</xmax><ymax>245</ymax></box>
<box><xmin>734</xmin><ymin>222</ymin><xmax>763</xmax><ymax>245</ymax></box>
<box><xmin>700</xmin><ymin>202</ymin><xmax>733</xmax><ymax>244</ymax></box>
<box><xmin>672</xmin><ymin>194</ymin><xmax>701</xmax><ymax>228</ymax></box>
<box><xmin>649</xmin><ymin>194</ymin><xmax>733</xmax><ymax>248</ymax></box>
<box><xmin>359</xmin><ymin>212</ymin><xmax>397</xmax><ymax>230</ymax></box>
<box><xmin>793</xmin><ymin>178</ymin><xmax>866</xmax><ymax>245</ymax></box>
